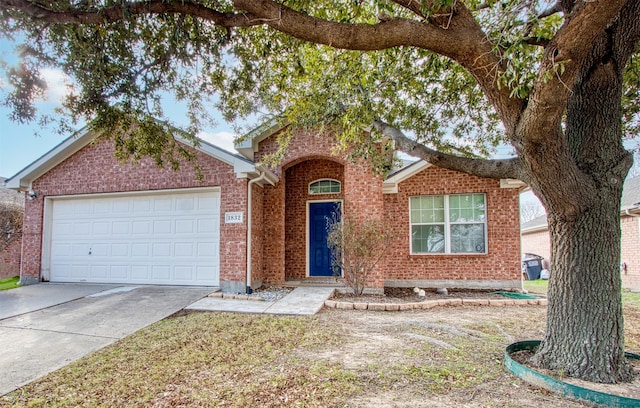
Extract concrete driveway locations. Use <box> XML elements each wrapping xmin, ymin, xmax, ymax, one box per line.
<box><xmin>0</xmin><ymin>283</ymin><xmax>213</xmax><ymax>396</ymax></box>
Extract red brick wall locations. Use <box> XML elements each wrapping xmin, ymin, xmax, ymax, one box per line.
<box><xmin>0</xmin><ymin>236</ymin><xmax>22</xmax><ymax>279</ymax></box>
<box><xmin>284</xmin><ymin>159</ymin><xmax>344</xmax><ymax>280</ymax></box>
<box><xmin>257</xmin><ymin>129</ymin><xmax>383</xmax><ymax>287</ymax></box>
<box><xmin>343</xmin><ymin>157</ymin><xmax>385</xmax><ymax>288</ymax></box>
<box><xmin>383</xmin><ymin>166</ymin><xmax>521</xmax><ymax>286</ymax></box>
<box><xmin>521</xmin><ymin>229</ymin><xmax>552</xmax><ymax>264</ymax></box>
<box><xmin>22</xmin><ymin>136</ymin><xmax>248</xmax><ymax>289</ymax></box>
<box><xmin>621</xmin><ymin>215</ymin><xmax>640</xmax><ymax>290</ymax></box>
<box><xmin>256</xmin><ymin>129</ymin><xmax>520</xmax><ymax>290</ymax></box>
<box><xmin>250</xmin><ymin>182</ymin><xmax>264</xmax><ymax>288</ymax></box>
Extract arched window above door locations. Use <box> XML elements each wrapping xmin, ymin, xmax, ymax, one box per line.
<box><xmin>309</xmin><ymin>179</ymin><xmax>341</xmax><ymax>194</ymax></box>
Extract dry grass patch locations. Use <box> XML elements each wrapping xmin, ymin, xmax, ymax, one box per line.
<box><xmin>2</xmin><ymin>295</ymin><xmax>640</xmax><ymax>407</ymax></box>
<box><xmin>2</xmin><ymin>312</ymin><xmax>358</xmax><ymax>407</ymax></box>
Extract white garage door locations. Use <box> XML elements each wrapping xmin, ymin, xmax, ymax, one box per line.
<box><xmin>48</xmin><ymin>189</ymin><xmax>220</xmax><ymax>286</ymax></box>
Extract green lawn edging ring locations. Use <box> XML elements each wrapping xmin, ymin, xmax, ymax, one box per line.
<box><xmin>505</xmin><ymin>340</ymin><xmax>640</xmax><ymax>407</ymax></box>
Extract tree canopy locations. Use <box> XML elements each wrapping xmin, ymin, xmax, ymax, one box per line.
<box><xmin>1</xmin><ymin>0</ymin><xmax>640</xmax><ymax>384</ymax></box>
<box><xmin>1</xmin><ymin>1</ymin><xmax>636</xmax><ymax>176</ymax></box>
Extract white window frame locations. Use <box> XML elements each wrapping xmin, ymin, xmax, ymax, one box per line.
<box><xmin>308</xmin><ymin>179</ymin><xmax>341</xmax><ymax>195</ymax></box>
<box><xmin>409</xmin><ymin>193</ymin><xmax>488</xmax><ymax>255</ymax></box>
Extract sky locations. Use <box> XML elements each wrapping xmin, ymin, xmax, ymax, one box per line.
<box><xmin>0</xmin><ymin>56</ymin><xmax>241</xmax><ymax>180</ymax></box>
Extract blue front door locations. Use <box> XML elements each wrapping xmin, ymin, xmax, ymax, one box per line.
<box><xmin>309</xmin><ymin>201</ymin><xmax>340</xmax><ymax>277</ymax></box>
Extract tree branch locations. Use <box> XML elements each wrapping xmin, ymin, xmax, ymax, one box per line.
<box><xmin>519</xmin><ymin>0</ymin><xmax>629</xmax><ymax>145</ymax></box>
<box><xmin>373</xmin><ymin>120</ymin><xmax>522</xmax><ymax>180</ymax></box>
<box><xmin>232</xmin><ymin>0</ymin><xmax>524</xmax><ymax>135</ymax></box>
<box><xmin>523</xmin><ymin>37</ymin><xmax>550</xmax><ymax>47</ymax></box>
<box><xmin>1</xmin><ymin>0</ymin><xmax>526</xmax><ymax>136</ymax></box>
<box><xmin>0</xmin><ymin>0</ymin><xmax>257</xmax><ymax>27</ymax></box>
<box><xmin>391</xmin><ymin>0</ymin><xmax>427</xmax><ymax>19</ymax></box>
<box><xmin>538</xmin><ymin>1</ymin><xmax>563</xmax><ymax>19</ymax></box>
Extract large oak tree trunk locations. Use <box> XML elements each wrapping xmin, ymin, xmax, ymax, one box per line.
<box><xmin>529</xmin><ymin>18</ymin><xmax>635</xmax><ymax>382</ymax></box>
<box><xmin>532</xmin><ymin>199</ymin><xmax>633</xmax><ymax>383</ymax></box>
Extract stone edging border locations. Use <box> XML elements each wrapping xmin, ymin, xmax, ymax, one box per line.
<box><xmin>505</xmin><ymin>340</ymin><xmax>640</xmax><ymax>407</ymax></box>
<box><xmin>325</xmin><ymin>297</ymin><xmax>548</xmax><ymax>311</ymax></box>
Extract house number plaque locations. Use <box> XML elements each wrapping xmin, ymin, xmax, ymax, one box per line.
<box><xmin>224</xmin><ymin>212</ymin><xmax>244</xmax><ymax>224</ymax></box>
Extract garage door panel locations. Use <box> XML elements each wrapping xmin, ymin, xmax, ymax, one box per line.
<box><xmin>110</xmin><ymin>243</ymin><xmax>129</xmax><ymax>257</ymax></box>
<box><xmin>175</xmin><ymin>266</ymin><xmax>194</xmax><ymax>280</ymax></box>
<box><xmin>175</xmin><ymin>242</ymin><xmax>194</xmax><ymax>257</ymax></box>
<box><xmin>49</xmin><ymin>190</ymin><xmax>220</xmax><ymax>286</ymax></box>
<box><xmin>197</xmin><ymin>242</ymin><xmax>217</xmax><ymax>257</ymax></box>
<box><xmin>93</xmin><ymin>222</ymin><xmax>110</xmax><ymax>234</ymax></box>
<box><xmin>131</xmin><ymin>243</ymin><xmax>149</xmax><ymax>256</ymax></box>
<box><xmin>133</xmin><ymin>199</ymin><xmax>151</xmax><ymax>212</ymax></box>
<box><xmin>177</xmin><ymin>197</ymin><xmax>195</xmax><ymax>211</ymax></box>
<box><xmin>70</xmin><ymin>265</ymin><xmax>89</xmax><ymax>279</ymax></box>
<box><xmin>152</xmin><ymin>265</ymin><xmax>171</xmax><ymax>280</ymax></box>
<box><xmin>175</xmin><ymin>219</ymin><xmax>194</xmax><ymax>233</ymax></box>
<box><xmin>132</xmin><ymin>220</ymin><xmax>151</xmax><ymax>234</ymax></box>
<box><xmin>197</xmin><ymin>218</ymin><xmax>217</xmax><ymax>233</ymax></box>
<box><xmin>153</xmin><ymin>219</ymin><xmax>172</xmax><ymax>234</ymax></box>
<box><xmin>90</xmin><ymin>265</ymin><xmax>109</xmax><ymax>279</ymax></box>
<box><xmin>131</xmin><ymin>266</ymin><xmax>149</xmax><ymax>280</ymax></box>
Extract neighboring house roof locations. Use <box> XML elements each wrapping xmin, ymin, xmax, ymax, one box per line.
<box><xmin>521</xmin><ymin>214</ymin><xmax>548</xmax><ymax>234</ymax></box>
<box><xmin>621</xmin><ymin>175</ymin><xmax>640</xmax><ymax>212</ymax></box>
<box><xmin>5</xmin><ymin>128</ymin><xmax>278</xmax><ymax>191</ymax></box>
<box><xmin>0</xmin><ymin>177</ymin><xmax>25</xmax><ymax>207</ymax></box>
<box><xmin>521</xmin><ymin>175</ymin><xmax>640</xmax><ymax>233</ymax></box>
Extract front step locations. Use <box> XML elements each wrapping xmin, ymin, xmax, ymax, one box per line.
<box><xmin>285</xmin><ymin>279</ymin><xmax>346</xmax><ymax>288</ymax></box>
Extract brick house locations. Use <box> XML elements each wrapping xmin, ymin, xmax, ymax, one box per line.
<box><xmin>520</xmin><ymin>175</ymin><xmax>640</xmax><ymax>290</ymax></box>
<box><xmin>6</xmin><ymin>122</ymin><xmax>523</xmax><ymax>293</ymax></box>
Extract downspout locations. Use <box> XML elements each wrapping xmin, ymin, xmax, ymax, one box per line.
<box><xmin>246</xmin><ymin>172</ymin><xmax>269</xmax><ymax>294</ymax></box>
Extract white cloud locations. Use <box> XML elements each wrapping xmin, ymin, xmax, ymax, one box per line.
<box><xmin>197</xmin><ymin>130</ymin><xmax>239</xmax><ymax>153</ymax></box>
<box><xmin>39</xmin><ymin>68</ymin><xmax>74</xmax><ymax>104</ymax></box>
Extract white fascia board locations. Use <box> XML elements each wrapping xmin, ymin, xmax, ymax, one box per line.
<box><xmin>5</xmin><ymin>128</ymin><xmax>95</xmax><ymax>191</ymax></box>
<box><xmin>175</xmin><ymin>135</ymin><xmax>260</xmax><ymax>178</ymax></box>
<box><xmin>521</xmin><ymin>225</ymin><xmax>549</xmax><ymax>234</ymax></box>
<box><xmin>234</xmin><ymin>117</ymin><xmax>289</xmax><ymax>161</ymax></box>
<box><xmin>500</xmin><ymin>178</ymin><xmax>527</xmax><ymax>188</ymax></box>
<box><xmin>383</xmin><ymin>160</ymin><xmax>431</xmax><ymax>194</ymax></box>
<box><xmin>237</xmin><ymin>166</ymin><xmax>279</xmax><ymax>185</ymax></box>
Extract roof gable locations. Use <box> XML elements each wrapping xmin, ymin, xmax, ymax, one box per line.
<box><xmin>5</xmin><ymin>129</ymin><xmax>277</xmax><ymax>191</ymax></box>
<box><xmin>621</xmin><ymin>175</ymin><xmax>640</xmax><ymax>211</ymax></box>
<box><xmin>234</xmin><ymin>117</ymin><xmax>289</xmax><ymax>161</ymax></box>
<box><xmin>382</xmin><ymin>159</ymin><xmax>525</xmax><ymax>194</ymax></box>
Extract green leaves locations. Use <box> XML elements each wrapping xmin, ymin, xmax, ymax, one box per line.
<box><xmin>0</xmin><ymin>0</ymin><xmax>637</xmax><ymax>170</ymax></box>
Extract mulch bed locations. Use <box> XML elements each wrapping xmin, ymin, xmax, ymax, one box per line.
<box><xmin>332</xmin><ymin>287</ymin><xmax>515</xmax><ymax>304</ymax></box>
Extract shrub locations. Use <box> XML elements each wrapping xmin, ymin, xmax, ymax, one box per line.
<box><xmin>326</xmin><ymin>214</ymin><xmax>388</xmax><ymax>296</ymax></box>
<box><xmin>0</xmin><ymin>202</ymin><xmax>23</xmax><ymax>251</ymax></box>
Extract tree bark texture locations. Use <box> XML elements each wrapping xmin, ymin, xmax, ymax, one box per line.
<box><xmin>529</xmin><ymin>7</ymin><xmax>637</xmax><ymax>382</ymax></box>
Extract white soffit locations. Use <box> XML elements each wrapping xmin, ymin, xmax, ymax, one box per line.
<box><xmin>382</xmin><ymin>161</ymin><xmax>432</xmax><ymax>194</ymax></box>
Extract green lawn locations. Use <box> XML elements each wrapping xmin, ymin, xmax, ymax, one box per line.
<box><xmin>523</xmin><ymin>278</ymin><xmax>549</xmax><ymax>294</ymax></box>
<box><xmin>0</xmin><ymin>276</ymin><xmax>19</xmax><ymax>290</ymax></box>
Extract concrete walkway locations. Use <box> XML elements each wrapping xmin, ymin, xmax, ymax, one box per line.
<box><xmin>0</xmin><ymin>283</ymin><xmax>121</xmax><ymax>320</ymax></box>
<box><xmin>186</xmin><ymin>286</ymin><xmax>335</xmax><ymax>315</ymax></box>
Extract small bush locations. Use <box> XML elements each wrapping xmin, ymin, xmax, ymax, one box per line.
<box><xmin>327</xmin><ymin>214</ymin><xmax>388</xmax><ymax>296</ymax></box>
<box><xmin>0</xmin><ymin>202</ymin><xmax>23</xmax><ymax>251</ymax></box>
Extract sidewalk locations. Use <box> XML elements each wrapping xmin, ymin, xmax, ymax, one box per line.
<box><xmin>186</xmin><ymin>286</ymin><xmax>335</xmax><ymax>315</ymax></box>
